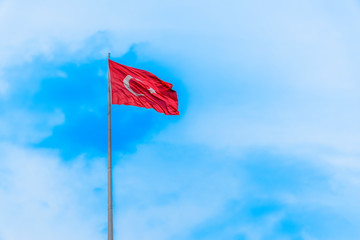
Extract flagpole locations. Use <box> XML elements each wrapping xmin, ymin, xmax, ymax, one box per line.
<box><xmin>108</xmin><ymin>52</ymin><xmax>114</xmax><ymax>240</ymax></box>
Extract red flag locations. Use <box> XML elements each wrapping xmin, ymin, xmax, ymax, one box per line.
<box><xmin>109</xmin><ymin>59</ymin><xmax>179</xmax><ymax>115</ymax></box>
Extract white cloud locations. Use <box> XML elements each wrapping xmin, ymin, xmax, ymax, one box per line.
<box><xmin>143</xmin><ymin>0</ymin><xmax>360</xmax><ymax>158</ymax></box>
<box><xmin>0</xmin><ymin>143</ymin><xmax>107</xmax><ymax>240</ymax></box>
<box><xmin>0</xmin><ymin>109</ymin><xmax>65</xmax><ymax>144</ymax></box>
<box><xmin>112</xmin><ymin>143</ymin><xmax>243</xmax><ymax>240</ymax></box>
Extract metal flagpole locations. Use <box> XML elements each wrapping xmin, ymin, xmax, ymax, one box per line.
<box><xmin>108</xmin><ymin>52</ymin><xmax>114</xmax><ymax>240</ymax></box>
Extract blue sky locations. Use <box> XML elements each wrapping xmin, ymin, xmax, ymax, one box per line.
<box><xmin>1</xmin><ymin>0</ymin><xmax>360</xmax><ymax>239</ymax></box>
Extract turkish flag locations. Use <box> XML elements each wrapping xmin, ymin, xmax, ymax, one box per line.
<box><xmin>109</xmin><ymin>59</ymin><xmax>179</xmax><ymax>115</ymax></box>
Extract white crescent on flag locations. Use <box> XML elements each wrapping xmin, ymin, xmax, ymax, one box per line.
<box><xmin>123</xmin><ymin>75</ymin><xmax>157</xmax><ymax>96</ymax></box>
<box><xmin>122</xmin><ymin>75</ymin><xmax>144</xmax><ymax>97</ymax></box>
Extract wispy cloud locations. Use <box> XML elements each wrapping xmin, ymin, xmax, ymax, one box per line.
<box><xmin>0</xmin><ymin>143</ymin><xmax>107</xmax><ymax>240</ymax></box>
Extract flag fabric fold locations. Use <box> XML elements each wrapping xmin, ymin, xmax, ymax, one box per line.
<box><xmin>108</xmin><ymin>59</ymin><xmax>179</xmax><ymax>115</ymax></box>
